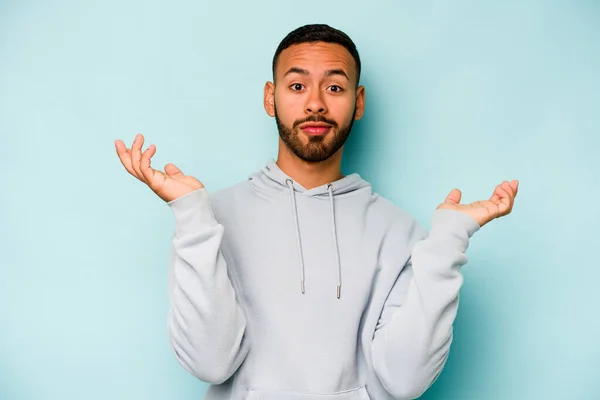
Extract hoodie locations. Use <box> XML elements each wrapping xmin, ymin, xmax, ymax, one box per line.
<box><xmin>166</xmin><ymin>159</ymin><xmax>480</xmax><ymax>400</ymax></box>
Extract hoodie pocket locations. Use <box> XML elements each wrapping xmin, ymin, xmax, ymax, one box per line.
<box><xmin>244</xmin><ymin>385</ymin><xmax>371</xmax><ymax>400</ymax></box>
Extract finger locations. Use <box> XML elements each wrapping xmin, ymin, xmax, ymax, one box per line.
<box><xmin>140</xmin><ymin>144</ymin><xmax>157</xmax><ymax>184</ymax></box>
<box><xmin>510</xmin><ymin>180</ymin><xmax>519</xmax><ymax>196</ymax></box>
<box><xmin>495</xmin><ymin>186</ymin><xmax>513</xmax><ymax>214</ymax></box>
<box><xmin>164</xmin><ymin>163</ymin><xmax>184</xmax><ymax>177</ymax></box>
<box><xmin>115</xmin><ymin>140</ymin><xmax>129</xmax><ymax>164</ymax></box>
<box><xmin>115</xmin><ymin>139</ymin><xmax>142</xmax><ymax>180</ymax></box>
<box><xmin>131</xmin><ymin>134</ymin><xmax>144</xmax><ymax>179</ymax></box>
<box><xmin>490</xmin><ymin>182</ymin><xmax>506</xmax><ymax>202</ymax></box>
<box><xmin>497</xmin><ymin>186</ymin><xmax>510</xmax><ymax>200</ymax></box>
<box><xmin>501</xmin><ymin>181</ymin><xmax>515</xmax><ymax>200</ymax></box>
<box><xmin>444</xmin><ymin>188</ymin><xmax>462</xmax><ymax>205</ymax></box>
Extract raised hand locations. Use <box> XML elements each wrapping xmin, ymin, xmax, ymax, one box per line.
<box><xmin>115</xmin><ymin>134</ymin><xmax>204</xmax><ymax>203</ymax></box>
<box><xmin>436</xmin><ymin>180</ymin><xmax>519</xmax><ymax>228</ymax></box>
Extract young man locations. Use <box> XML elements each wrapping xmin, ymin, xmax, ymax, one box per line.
<box><xmin>115</xmin><ymin>24</ymin><xmax>518</xmax><ymax>400</ymax></box>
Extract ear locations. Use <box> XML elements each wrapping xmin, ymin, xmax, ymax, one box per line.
<box><xmin>354</xmin><ymin>85</ymin><xmax>365</xmax><ymax>120</ymax></box>
<box><xmin>264</xmin><ymin>81</ymin><xmax>275</xmax><ymax>117</ymax></box>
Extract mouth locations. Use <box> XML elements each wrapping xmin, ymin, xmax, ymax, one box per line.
<box><xmin>299</xmin><ymin>123</ymin><xmax>332</xmax><ymax>136</ymax></box>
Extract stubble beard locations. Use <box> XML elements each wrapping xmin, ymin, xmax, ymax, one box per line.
<box><xmin>274</xmin><ymin>102</ymin><xmax>356</xmax><ymax>163</ymax></box>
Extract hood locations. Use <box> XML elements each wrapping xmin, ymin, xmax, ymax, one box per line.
<box><xmin>248</xmin><ymin>159</ymin><xmax>371</xmax><ymax>299</ymax></box>
<box><xmin>249</xmin><ymin>159</ymin><xmax>370</xmax><ymax>197</ymax></box>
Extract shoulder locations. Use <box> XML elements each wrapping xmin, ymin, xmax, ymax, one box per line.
<box><xmin>208</xmin><ymin>179</ymin><xmax>253</xmax><ymax>202</ymax></box>
<box><xmin>205</xmin><ymin>179</ymin><xmax>254</xmax><ymax>217</ymax></box>
<box><xmin>368</xmin><ymin>191</ymin><xmax>429</xmax><ymax>245</ymax></box>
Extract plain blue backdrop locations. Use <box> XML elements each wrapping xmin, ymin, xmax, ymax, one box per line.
<box><xmin>1</xmin><ymin>0</ymin><xmax>599</xmax><ymax>399</ymax></box>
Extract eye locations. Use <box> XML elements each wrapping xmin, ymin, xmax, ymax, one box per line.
<box><xmin>290</xmin><ymin>83</ymin><xmax>304</xmax><ymax>91</ymax></box>
<box><xmin>328</xmin><ymin>85</ymin><xmax>343</xmax><ymax>93</ymax></box>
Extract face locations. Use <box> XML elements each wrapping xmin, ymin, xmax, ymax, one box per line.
<box><xmin>264</xmin><ymin>42</ymin><xmax>365</xmax><ymax>163</ymax></box>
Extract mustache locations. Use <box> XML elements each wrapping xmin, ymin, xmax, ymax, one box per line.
<box><xmin>292</xmin><ymin>115</ymin><xmax>338</xmax><ymax>129</ymax></box>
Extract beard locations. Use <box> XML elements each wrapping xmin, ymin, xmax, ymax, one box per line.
<box><xmin>274</xmin><ymin>102</ymin><xmax>356</xmax><ymax>163</ymax></box>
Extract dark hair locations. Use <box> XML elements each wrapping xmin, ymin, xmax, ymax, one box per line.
<box><xmin>272</xmin><ymin>24</ymin><xmax>361</xmax><ymax>86</ymax></box>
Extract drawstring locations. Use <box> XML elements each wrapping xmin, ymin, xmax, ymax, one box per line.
<box><xmin>285</xmin><ymin>178</ymin><xmax>342</xmax><ymax>299</ymax></box>
<box><xmin>327</xmin><ymin>183</ymin><xmax>342</xmax><ymax>299</ymax></box>
<box><xmin>286</xmin><ymin>178</ymin><xmax>306</xmax><ymax>295</ymax></box>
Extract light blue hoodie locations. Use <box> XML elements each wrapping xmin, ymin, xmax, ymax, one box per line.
<box><xmin>166</xmin><ymin>159</ymin><xmax>480</xmax><ymax>400</ymax></box>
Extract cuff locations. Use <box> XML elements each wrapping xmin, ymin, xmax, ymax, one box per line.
<box><xmin>167</xmin><ymin>188</ymin><xmax>219</xmax><ymax>236</ymax></box>
<box><xmin>429</xmin><ymin>208</ymin><xmax>481</xmax><ymax>252</ymax></box>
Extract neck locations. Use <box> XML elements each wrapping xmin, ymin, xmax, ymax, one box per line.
<box><xmin>276</xmin><ymin>139</ymin><xmax>345</xmax><ymax>190</ymax></box>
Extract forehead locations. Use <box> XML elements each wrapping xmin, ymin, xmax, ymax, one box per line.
<box><xmin>276</xmin><ymin>42</ymin><xmax>357</xmax><ymax>80</ymax></box>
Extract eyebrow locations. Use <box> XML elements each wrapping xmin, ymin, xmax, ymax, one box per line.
<box><xmin>283</xmin><ymin>67</ymin><xmax>350</xmax><ymax>81</ymax></box>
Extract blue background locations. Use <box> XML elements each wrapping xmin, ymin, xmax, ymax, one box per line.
<box><xmin>1</xmin><ymin>0</ymin><xmax>598</xmax><ymax>399</ymax></box>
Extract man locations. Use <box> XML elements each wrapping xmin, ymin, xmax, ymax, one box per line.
<box><xmin>115</xmin><ymin>24</ymin><xmax>518</xmax><ymax>400</ymax></box>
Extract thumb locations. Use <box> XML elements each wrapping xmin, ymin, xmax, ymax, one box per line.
<box><xmin>164</xmin><ymin>163</ymin><xmax>184</xmax><ymax>176</ymax></box>
<box><xmin>444</xmin><ymin>188</ymin><xmax>462</xmax><ymax>205</ymax></box>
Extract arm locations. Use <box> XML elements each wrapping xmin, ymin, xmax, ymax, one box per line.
<box><xmin>113</xmin><ymin>135</ymin><xmax>250</xmax><ymax>383</ymax></box>
<box><xmin>167</xmin><ymin>188</ymin><xmax>249</xmax><ymax>384</ymax></box>
<box><xmin>371</xmin><ymin>209</ymin><xmax>480</xmax><ymax>399</ymax></box>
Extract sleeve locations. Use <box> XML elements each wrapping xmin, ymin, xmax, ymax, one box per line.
<box><xmin>166</xmin><ymin>188</ymin><xmax>249</xmax><ymax>384</ymax></box>
<box><xmin>371</xmin><ymin>208</ymin><xmax>481</xmax><ymax>399</ymax></box>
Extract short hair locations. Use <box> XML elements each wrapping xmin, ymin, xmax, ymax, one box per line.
<box><xmin>272</xmin><ymin>24</ymin><xmax>361</xmax><ymax>86</ymax></box>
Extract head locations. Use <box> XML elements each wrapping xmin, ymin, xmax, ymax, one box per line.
<box><xmin>264</xmin><ymin>24</ymin><xmax>365</xmax><ymax>163</ymax></box>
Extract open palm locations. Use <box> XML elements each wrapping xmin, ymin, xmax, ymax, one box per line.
<box><xmin>115</xmin><ymin>134</ymin><xmax>204</xmax><ymax>203</ymax></box>
<box><xmin>437</xmin><ymin>180</ymin><xmax>519</xmax><ymax>227</ymax></box>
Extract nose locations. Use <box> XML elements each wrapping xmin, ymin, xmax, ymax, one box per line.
<box><xmin>305</xmin><ymin>88</ymin><xmax>327</xmax><ymax>114</ymax></box>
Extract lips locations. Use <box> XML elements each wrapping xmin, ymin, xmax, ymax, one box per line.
<box><xmin>299</xmin><ymin>123</ymin><xmax>332</xmax><ymax>136</ymax></box>
<box><xmin>302</xmin><ymin>126</ymin><xmax>330</xmax><ymax>135</ymax></box>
